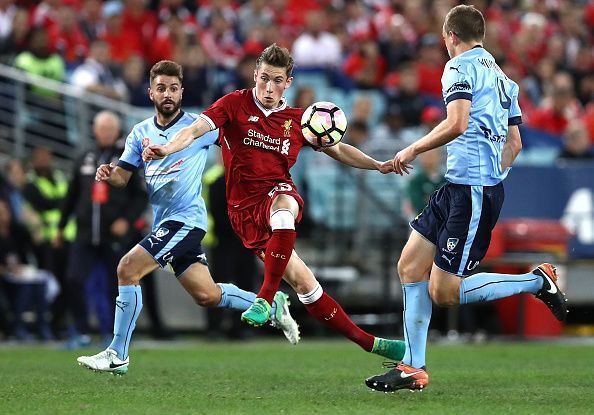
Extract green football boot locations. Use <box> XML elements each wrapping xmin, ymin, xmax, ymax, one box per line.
<box><xmin>241</xmin><ymin>298</ymin><xmax>272</xmax><ymax>326</ymax></box>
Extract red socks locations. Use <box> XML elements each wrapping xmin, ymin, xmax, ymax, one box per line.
<box><xmin>257</xmin><ymin>229</ymin><xmax>296</xmax><ymax>305</ymax></box>
<box><xmin>303</xmin><ymin>292</ymin><xmax>375</xmax><ymax>352</ymax></box>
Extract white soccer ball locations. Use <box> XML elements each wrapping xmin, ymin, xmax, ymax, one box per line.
<box><xmin>300</xmin><ymin>101</ymin><xmax>347</xmax><ymax>148</ymax></box>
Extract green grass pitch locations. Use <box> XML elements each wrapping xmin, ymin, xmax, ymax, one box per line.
<box><xmin>1</xmin><ymin>340</ymin><xmax>593</xmax><ymax>414</ymax></box>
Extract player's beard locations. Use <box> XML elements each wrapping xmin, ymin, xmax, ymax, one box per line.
<box><xmin>156</xmin><ymin>98</ymin><xmax>181</xmax><ymax>118</ymax></box>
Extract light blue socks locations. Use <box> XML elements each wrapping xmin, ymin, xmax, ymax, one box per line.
<box><xmin>217</xmin><ymin>283</ymin><xmax>277</xmax><ymax>315</ymax></box>
<box><xmin>401</xmin><ymin>281</ymin><xmax>432</xmax><ymax>369</ymax></box>
<box><xmin>459</xmin><ymin>271</ymin><xmax>542</xmax><ymax>304</ymax></box>
<box><xmin>108</xmin><ymin>285</ymin><xmax>143</xmax><ymax>360</ymax></box>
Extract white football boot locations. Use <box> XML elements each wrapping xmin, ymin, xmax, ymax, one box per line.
<box><xmin>270</xmin><ymin>291</ymin><xmax>301</xmax><ymax>345</ymax></box>
<box><xmin>77</xmin><ymin>349</ymin><xmax>129</xmax><ymax>375</ymax></box>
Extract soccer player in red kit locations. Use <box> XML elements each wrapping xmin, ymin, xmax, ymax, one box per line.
<box><xmin>143</xmin><ymin>44</ymin><xmax>405</xmax><ymax>360</ymax></box>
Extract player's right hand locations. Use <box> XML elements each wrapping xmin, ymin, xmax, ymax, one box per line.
<box><xmin>142</xmin><ymin>145</ymin><xmax>168</xmax><ymax>162</ymax></box>
<box><xmin>95</xmin><ymin>162</ymin><xmax>115</xmax><ymax>181</ymax></box>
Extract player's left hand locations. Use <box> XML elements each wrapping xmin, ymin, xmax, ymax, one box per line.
<box><xmin>378</xmin><ymin>160</ymin><xmax>395</xmax><ymax>174</ymax></box>
<box><xmin>393</xmin><ymin>146</ymin><xmax>416</xmax><ymax>175</ymax></box>
<box><xmin>95</xmin><ymin>162</ymin><xmax>115</xmax><ymax>181</ymax></box>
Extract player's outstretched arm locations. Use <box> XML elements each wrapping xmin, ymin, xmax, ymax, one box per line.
<box><xmin>393</xmin><ymin>99</ymin><xmax>470</xmax><ymax>175</ymax></box>
<box><xmin>95</xmin><ymin>163</ymin><xmax>132</xmax><ymax>188</ymax></box>
<box><xmin>143</xmin><ymin>117</ymin><xmax>211</xmax><ymax>161</ymax></box>
<box><xmin>501</xmin><ymin>125</ymin><xmax>522</xmax><ymax>172</ymax></box>
<box><xmin>323</xmin><ymin>142</ymin><xmax>394</xmax><ymax>173</ymax></box>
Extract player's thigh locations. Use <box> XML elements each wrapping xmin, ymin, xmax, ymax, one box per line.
<box><xmin>177</xmin><ymin>262</ymin><xmax>221</xmax><ymax>307</ymax></box>
<box><xmin>270</xmin><ymin>193</ymin><xmax>300</xmax><ymax>217</ymax></box>
<box><xmin>398</xmin><ymin>230</ymin><xmax>436</xmax><ymax>283</ymax></box>
<box><xmin>117</xmin><ymin>244</ymin><xmax>160</xmax><ymax>284</ymax></box>
<box><xmin>282</xmin><ymin>251</ymin><xmax>319</xmax><ymax>294</ymax></box>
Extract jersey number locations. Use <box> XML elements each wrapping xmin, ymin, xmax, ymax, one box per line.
<box><xmin>268</xmin><ymin>183</ymin><xmax>293</xmax><ymax>197</ymax></box>
<box><xmin>497</xmin><ymin>79</ymin><xmax>511</xmax><ymax>109</ymax></box>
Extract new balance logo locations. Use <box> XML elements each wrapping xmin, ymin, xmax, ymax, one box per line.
<box><xmin>248</xmin><ymin>115</ymin><xmax>259</xmax><ymax>122</ymax></box>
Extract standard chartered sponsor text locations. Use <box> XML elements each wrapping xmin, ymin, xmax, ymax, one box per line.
<box><xmin>244</xmin><ymin>129</ymin><xmax>282</xmax><ymax>152</ymax></box>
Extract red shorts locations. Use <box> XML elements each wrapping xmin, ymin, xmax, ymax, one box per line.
<box><xmin>228</xmin><ymin>183</ymin><xmax>304</xmax><ymax>256</ymax></box>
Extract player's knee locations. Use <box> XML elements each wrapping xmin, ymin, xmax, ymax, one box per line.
<box><xmin>270</xmin><ymin>208</ymin><xmax>295</xmax><ymax>230</ymax></box>
<box><xmin>397</xmin><ymin>259</ymin><xmax>418</xmax><ymax>282</ymax></box>
<box><xmin>117</xmin><ymin>256</ymin><xmax>140</xmax><ymax>285</ymax></box>
<box><xmin>192</xmin><ymin>289</ymin><xmax>220</xmax><ymax>308</ymax></box>
<box><xmin>429</xmin><ymin>284</ymin><xmax>458</xmax><ymax>307</ymax></box>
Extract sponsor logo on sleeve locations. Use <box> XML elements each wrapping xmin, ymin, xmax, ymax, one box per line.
<box><xmin>445</xmin><ymin>80</ymin><xmax>471</xmax><ymax>94</ymax></box>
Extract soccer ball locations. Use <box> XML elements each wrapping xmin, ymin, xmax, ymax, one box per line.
<box><xmin>300</xmin><ymin>101</ymin><xmax>347</xmax><ymax>148</ymax></box>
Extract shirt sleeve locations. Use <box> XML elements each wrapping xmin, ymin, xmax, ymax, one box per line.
<box><xmin>201</xmin><ymin>91</ymin><xmax>241</xmax><ymax>130</ymax></box>
<box><xmin>196</xmin><ymin>129</ymin><xmax>219</xmax><ymax>149</ymax></box>
<box><xmin>442</xmin><ymin>60</ymin><xmax>473</xmax><ymax>105</ymax></box>
<box><xmin>508</xmin><ymin>82</ymin><xmax>522</xmax><ymax>126</ymax></box>
<box><xmin>118</xmin><ymin>127</ymin><xmax>142</xmax><ymax>170</ymax></box>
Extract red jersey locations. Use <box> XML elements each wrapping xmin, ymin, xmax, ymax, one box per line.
<box><xmin>201</xmin><ymin>89</ymin><xmax>308</xmax><ymax>210</ymax></box>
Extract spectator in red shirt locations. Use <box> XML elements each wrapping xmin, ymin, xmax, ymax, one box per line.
<box><xmin>527</xmin><ymin>71</ymin><xmax>583</xmax><ymax>136</ymax></box>
<box><xmin>414</xmin><ymin>33</ymin><xmax>446</xmax><ymax>99</ymax></box>
<box><xmin>47</xmin><ymin>3</ymin><xmax>88</xmax><ymax>64</ymax></box>
<box><xmin>149</xmin><ymin>12</ymin><xmax>189</xmax><ymax>64</ymax></box>
<box><xmin>31</xmin><ymin>0</ymin><xmax>62</xmax><ymax>32</ymax></box>
<box><xmin>121</xmin><ymin>0</ymin><xmax>158</xmax><ymax>58</ymax></box>
<box><xmin>343</xmin><ymin>38</ymin><xmax>387</xmax><ymax>89</ymax></box>
<box><xmin>99</xmin><ymin>0</ymin><xmax>143</xmax><ymax>64</ymax></box>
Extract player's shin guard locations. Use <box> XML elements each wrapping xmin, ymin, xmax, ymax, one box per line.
<box><xmin>108</xmin><ymin>285</ymin><xmax>143</xmax><ymax>360</ymax></box>
<box><xmin>258</xmin><ymin>228</ymin><xmax>296</xmax><ymax>305</ymax></box>
<box><xmin>402</xmin><ymin>281</ymin><xmax>431</xmax><ymax>368</ymax></box>
<box><xmin>299</xmin><ymin>284</ymin><xmax>374</xmax><ymax>352</ymax></box>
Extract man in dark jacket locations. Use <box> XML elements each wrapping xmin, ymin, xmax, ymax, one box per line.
<box><xmin>55</xmin><ymin>110</ymin><xmax>147</xmax><ymax>345</ymax></box>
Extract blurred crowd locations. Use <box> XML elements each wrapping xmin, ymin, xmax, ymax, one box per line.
<box><xmin>1</xmin><ymin>0</ymin><xmax>594</xmax><ymax>342</ymax></box>
<box><xmin>0</xmin><ymin>0</ymin><xmax>592</xmax><ymax>154</ymax></box>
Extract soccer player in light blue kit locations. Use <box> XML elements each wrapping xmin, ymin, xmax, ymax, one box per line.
<box><xmin>366</xmin><ymin>5</ymin><xmax>567</xmax><ymax>391</ymax></box>
<box><xmin>77</xmin><ymin>61</ymin><xmax>300</xmax><ymax>375</ymax></box>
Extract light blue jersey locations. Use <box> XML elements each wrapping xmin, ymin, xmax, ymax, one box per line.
<box><xmin>118</xmin><ymin>111</ymin><xmax>218</xmax><ymax>232</ymax></box>
<box><xmin>442</xmin><ymin>46</ymin><xmax>522</xmax><ymax>186</ymax></box>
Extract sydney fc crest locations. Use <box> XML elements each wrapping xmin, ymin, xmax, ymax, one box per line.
<box><xmin>155</xmin><ymin>227</ymin><xmax>169</xmax><ymax>238</ymax></box>
<box><xmin>446</xmin><ymin>238</ymin><xmax>459</xmax><ymax>252</ymax></box>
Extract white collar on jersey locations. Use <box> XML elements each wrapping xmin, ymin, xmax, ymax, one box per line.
<box><xmin>251</xmin><ymin>87</ymin><xmax>287</xmax><ymax>117</ymax></box>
